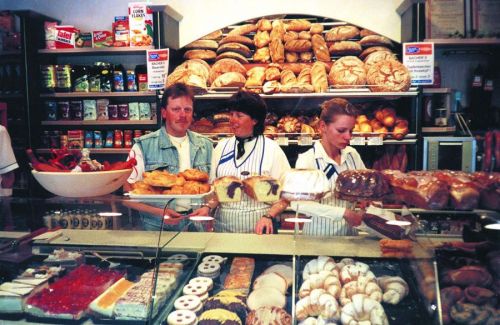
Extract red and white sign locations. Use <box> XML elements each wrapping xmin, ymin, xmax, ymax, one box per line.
<box><xmin>403</xmin><ymin>42</ymin><xmax>434</xmax><ymax>86</ymax></box>
<box><xmin>147</xmin><ymin>49</ymin><xmax>169</xmax><ymax>90</ymax></box>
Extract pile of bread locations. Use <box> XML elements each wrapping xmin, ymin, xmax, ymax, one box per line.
<box><xmin>354</xmin><ymin>107</ymin><xmax>409</xmax><ymax>139</ymax></box>
<box><xmin>166</xmin><ymin>18</ymin><xmax>411</xmax><ymax>93</ymax></box>
<box><xmin>131</xmin><ymin>168</ymin><xmax>210</xmax><ymax>195</ymax></box>
<box><xmin>213</xmin><ymin>175</ymin><xmax>282</xmax><ymax>203</ymax></box>
<box><xmin>296</xmin><ymin>256</ymin><xmax>409</xmax><ymax>324</ymax></box>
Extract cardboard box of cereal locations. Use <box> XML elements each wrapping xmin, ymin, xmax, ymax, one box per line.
<box><xmin>128</xmin><ymin>2</ymin><xmax>153</xmax><ymax>47</ymax></box>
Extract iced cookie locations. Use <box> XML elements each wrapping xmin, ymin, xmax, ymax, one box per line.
<box><xmin>189</xmin><ymin>277</ymin><xmax>214</xmax><ymax>291</ymax></box>
<box><xmin>174</xmin><ymin>295</ymin><xmax>203</xmax><ymax>313</ymax></box>
<box><xmin>167</xmin><ymin>309</ymin><xmax>198</xmax><ymax>325</ymax></box>
<box><xmin>197</xmin><ymin>262</ymin><xmax>221</xmax><ymax>279</ymax></box>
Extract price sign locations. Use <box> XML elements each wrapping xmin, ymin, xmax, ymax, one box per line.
<box><xmin>403</xmin><ymin>42</ymin><xmax>434</xmax><ymax>86</ymax></box>
<box><xmin>298</xmin><ymin>135</ymin><xmax>313</xmax><ymax>146</ymax></box>
<box><xmin>276</xmin><ymin>136</ymin><xmax>289</xmax><ymax>146</ymax></box>
<box><xmin>147</xmin><ymin>48</ymin><xmax>169</xmax><ymax>90</ymax></box>
<box><xmin>367</xmin><ymin>136</ymin><xmax>383</xmax><ymax>146</ymax></box>
<box><xmin>350</xmin><ymin>137</ymin><xmax>365</xmax><ymax>146</ymax></box>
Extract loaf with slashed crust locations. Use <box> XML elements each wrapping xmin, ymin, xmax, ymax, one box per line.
<box><xmin>269</xmin><ymin>38</ymin><xmax>285</xmax><ymax>63</ymax></box>
<box><xmin>311</xmin><ymin>34</ymin><xmax>330</xmax><ymax>62</ymax></box>
<box><xmin>325</xmin><ymin>25</ymin><xmax>360</xmax><ymax>41</ymax></box>
<box><xmin>366</xmin><ymin>60</ymin><xmax>411</xmax><ymax>92</ymax></box>
<box><xmin>227</xmin><ymin>23</ymin><xmax>257</xmax><ymax>36</ymax></box>
<box><xmin>328</xmin><ymin>56</ymin><xmax>366</xmax><ymax>88</ymax></box>
<box><xmin>209</xmin><ymin>58</ymin><xmax>246</xmax><ymax>84</ymax></box>
<box><xmin>284</xmin><ymin>39</ymin><xmax>312</xmax><ymax>52</ymax></box>
<box><xmin>311</xmin><ymin>61</ymin><xmax>329</xmax><ymax>93</ymax></box>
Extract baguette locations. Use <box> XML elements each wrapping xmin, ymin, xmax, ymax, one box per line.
<box><xmin>269</xmin><ymin>38</ymin><xmax>285</xmax><ymax>63</ymax></box>
<box><xmin>228</xmin><ymin>23</ymin><xmax>257</xmax><ymax>36</ymax></box>
<box><xmin>201</xmin><ymin>29</ymin><xmax>222</xmax><ymax>40</ymax></box>
<box><xmin>284</xmin><ymin>39</ymin><xmax>312</xmax><ymax>53</ymax></box>
<box><xmin>311</xmin><ymin>34</ymin><xmax>330</xmax><ymax>62</ymax></box>
<box><xmin>286</xmin><ymin>19</ymin><xmax>312</xmax><ymax>32</ymax></box>
<box><xmin>311</xmin><ymin>61</ymin><xmax>329</xmax><ymax>93</ymax></box>
<box><xmin>328</xmin><ymin>41</ymin><xmax>362</xmax><ymax>55</ymax></box>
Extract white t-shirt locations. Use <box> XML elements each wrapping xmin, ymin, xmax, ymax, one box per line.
<box><xmin>0</xmin><ymin>125</ymin><xmax>19</xmax><ymax>196</ymax></box>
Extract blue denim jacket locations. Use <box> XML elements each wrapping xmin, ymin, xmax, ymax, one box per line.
<box><xmin>134</xmin><ymin>127</ymin><xmax>213</xmax><ymax>231</ymax></box>
<box><xmin>135</xmin><ymin>127</ymin><xmax>212</xmax><ymax>174</ymax></box>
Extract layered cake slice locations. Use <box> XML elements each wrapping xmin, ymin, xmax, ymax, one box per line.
<box><xmin>89</xmin><ymin>278</ymin><xmax>134</xmax><ymax>317</ymax></box>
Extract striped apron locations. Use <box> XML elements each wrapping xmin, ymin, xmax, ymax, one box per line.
<box><xmin>215</xmin><ymin>136</ymin><xmax>269</xmax><ymax>233</ymax></box>
<box><xmin>302</xmin><ymin>147</ymin><xmax>359</xmax><ymax>236</ymax></box>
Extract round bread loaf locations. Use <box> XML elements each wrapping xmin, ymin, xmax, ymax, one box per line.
<box><xmin>328</xmin><ymin>41</ymin><xmax>362</xmax><ymax>55</ymax></box>
<box><xmin>184</xmin><ymin>49</ymin><xmax>216</xmax><ymax>61</ymax></box>
<box><xmin>359</xmin><ymin>46</ymin><xmax>392</xmax><ymax>60</ymax></box>
<box><xmin>246</xmin><ymin>307</ymin><xmax>292</xmax><ymax>325</ymax></box>
<box><xmin>177</xmin><ymin>59</ymin><xmax>210</xmax><ymax>80</ymax></box>
<box><xmin>219</xmin><ymin>35</ymin><xmax>254</xmax><ymax>48</ymax></box>
<box><xmin>363</xmin><ymin>50</ymin><xmax>398</xmax><ymax>67</ymax></box>
<box><xmin>366</xmin><ymin>60</ymin><xmax>411</xmax><ymax>92</ymax></box>
<box><xmin>209</xmin><ymin>58</ymin><xmax>247</xmax><ymax>84</ymax></box>
<box><xmin>334</xmin><ymin>169</ymin><xmax>390</xmax><ymax>200</ymax></box>
<box><xmin>325</xmin><ymin>25</ymin><xmax>360</xmax><ymax>41</ymax></box>
<box><xmin>211</xmin><ymin>72</ymin><xmax>246</xmax><ymax>88</ymax></box>
<box><xmin>359</xmin><ymin>35</ymin><xmax>393</xmax><ymax>47</ymax></box>
<box><xmin>217</xmin><ymin>42</ymin><xmax>252</xmax><ymax>58</ymax></box>
<box><xmin>328</xmin><ymin>56</ymin><xmax>366</xmax><ymax>88</ymax></box>
<box><xmin>216</xmin><ymin>51</ymin><xmax>249</xmax><ymax>64</ymax></box>
<box><xmin>185</xmin><ymin>39</ymin><xmax>218</xmax><ymax>50</ymax></box>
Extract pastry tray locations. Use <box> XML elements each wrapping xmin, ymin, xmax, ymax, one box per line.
<box><xmin>126</xmin><ymin>188</ymin><xmax>213</xmax><ymax>200</ymax></box>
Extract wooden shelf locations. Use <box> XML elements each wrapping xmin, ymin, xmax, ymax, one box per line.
<box><xmin>40</xmin><ymin>91</ymin><xmax>156</xmax><ymax>98</ymax></box>
<box><xmin>41</xmin><ymin>120</ymin><xmax>157</xmax><ymax>126</ymax></box>
<box><xmin>425</xmin><ymin>38</ymin><xmax>500</xmax><ymax>46</ymax></box>
<box><xmin>36</xmin><ymin>148</ymin><xmax>130</xmax><ymax>154</ymax></box>
<box><xmin>38</xmin><ymin>46</ymin><xmax>154</xmax><ymax>54</ymax></box>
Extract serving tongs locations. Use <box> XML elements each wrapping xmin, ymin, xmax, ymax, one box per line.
<box><xmin>0</xmin><ymin>227</ymin><xmax>48</xmax><ymax>255</ymax></box>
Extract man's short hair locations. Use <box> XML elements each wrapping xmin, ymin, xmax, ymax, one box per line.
<box><xmin>161</xmin><ymin>83</ymin><xmax>195</xmax><ymax>109</ymax></box>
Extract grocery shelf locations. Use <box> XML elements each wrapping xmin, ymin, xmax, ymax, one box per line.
<box><xmin>38</xmin><ymin>46</ymin><xmax>154</xmax><ymax>54</ymax></box>
<box><xmin>425</xmin><ymin>38</ymin><xmax>500</xmax><ymax>46</ymax></box>
<box><xmin>41</xmin><ymin>120</ymin><xmax>157</xmax><ymax>126</ymax></box>
<box><xmin>40</xmin><ymin>91</ymin><xmax>157</xmax><ymax>98</ymax></box>
<box><xmin>0</xmin><ymin>93</ymin><xmax>24</xmax><ymax>99</ymax></box>
<box><xmin>36</xmin><ymin>148</ymin><xmax>130</xmax><ymax>154</ymax></box>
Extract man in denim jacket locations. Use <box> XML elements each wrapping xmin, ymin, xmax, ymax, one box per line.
<box><xmin>125</xmin><ymin>83</ymin><xmax>213</xmax><ymax>230</ymax></box>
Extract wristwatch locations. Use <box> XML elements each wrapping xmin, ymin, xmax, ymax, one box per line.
<box><xmin>262</xmin><ymin>214</ymin><xmax>273</xmax><ymax>220</ymax></box>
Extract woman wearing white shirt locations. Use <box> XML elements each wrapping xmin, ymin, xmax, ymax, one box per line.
<box><xmin>293</xmin><ymin>98</ymin><xmax>365</xmax><ymax>236</ymax></box>
<box><xmin>195</xmin><ymin>91</ymin><xmax>291</xmax><ymax>234</ymax></box>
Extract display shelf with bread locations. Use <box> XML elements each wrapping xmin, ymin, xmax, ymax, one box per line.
<box><xmin>38</xmin><ymin>46</ymin><xmax>155</xmax><ymax>55</ymax></box>
<box><xmin>40</xmin><ymin>91</ymin><xmax>156</xmax><ymax>98</ymax></box>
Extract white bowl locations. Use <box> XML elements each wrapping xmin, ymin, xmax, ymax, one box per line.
<box><xmin>32</xmin><ymin>169</ymin><xmax>132</xmax><ymax>197</ymax></box>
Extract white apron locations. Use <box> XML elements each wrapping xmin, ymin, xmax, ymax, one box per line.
<box><xmin>302</xmin><ymin>147</ymin><xmax>359</xmax><ymax>236</ymax></box>
<box><xmin>215</xmin><ymin>136</ymin><xmax>269</xmax><ymax>233</ymax></box>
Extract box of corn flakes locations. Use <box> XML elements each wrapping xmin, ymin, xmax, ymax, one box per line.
<box><xmin>128</xmin><ymin>2</ymin><xmax>153</xmax><ymax>47</ymax></box>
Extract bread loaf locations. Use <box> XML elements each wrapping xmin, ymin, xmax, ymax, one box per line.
<box><xmin>256</xmin><ymin>18</ymin><xmax>272</xmax><ymax>31</ymax></box>
<box><xmin>262</xmin><ymin>81</ymin><xmax>281</xmax><ymax>94</ymax></box>
<box><xmin>310</xmin><ymin>23</ymin><xmax>324</xmax><ymax>34</ymax></box>
<box><xmin>325</xmin><ymin>25</ymin><xmax>360</xmax><ymax>41</ymax></box>
<box><xmin>285</xmin><ymin>52</ymin><xmax>299</xmax><ymax>63</ymax></box>
<box><xmin>299</xmin><ymin>52</ymin><xmax>313</xmax><ymax>62</ymax></box>
<box><xmin>219</xmin><ymin>35</ymin><xmax>254</xmax><ymax>47</ymax></box>
<box><xmin>184</xmin><ymin>49</ymin><xmax>217</xmax><ymax>61</ymax></box>
<box><xmin>211</xmin><ymin>72</ymin><xmax>246</xmax><ymax>88</ymax></box>
<box><xmin>360</xmin><ymin>29</ymin><xmax>378</xmax><ymax>38</ymax></box>
<box><xmin>328</xmin><ymin>41</ymin><xmax>362</xmax><ymax>55</ymax></box>
<box><xmin>359</xmin><ymin>46</ymin><xmax>392</xmax><ymax>60</ymax></box>
<box><xmin>253</xmin><ymin>47</ymin><xmax>270</xmax><ymax>63</ymax></box>
<box><xmin>366</xmin><ymin>60</ymin><xmax>411</xmax><ymax>92</ymax></box>
<box><xmin>216</xmin><ymin>51</ymin><xmax>249</xmax><ymax>64</ymax></box>
<box><xmin>217</xmin><ymin>42</ymin><xmax>252</xmax><ymax>57</ymax></box>
<box><xmin>299</xmin><ymin>31</ymin><xmax>312</xmax><ymax>40</ymax></box>
<box><xmin>311</xmin><ymin>61</ymin><xmax>329</xmax><ymax>93</ymax></box>
<box><xmin>359</xmin><ymin>35</ymin><xmax>392</xmax><ymax>47</ymax></box>
<box><xmin>265</xmin><ymin>66</ymin><xmax>281</xmax><ymax>81</ymax></box>
<box><xmin>243</xmin><ymin>176</ymin><xmax>282</xmax><ymax>202</ymax></box>
<box><xmin>209</xmin><ymin>58</ymin><xmax>247</xmax><ymax>84</ymax></box>
<box><xmin>280</xmin><ymin>83</ymin><xmax>314</xmax><ymax>93</ymax></box>
<box><xmin>311</xmin><ymin>34</ymin><xmax>330</xmax><ymax>62</ymax></box>
<box><xmin>254</xmin><ymin>30</ymin><xmax>270</xmax><ymax>48</ymax></box>
<box><xmin>297</xmin><ymin>67</ymin><xmax>312</xmax><ymax>84</ymax></box>
<box><xmin>284</xmin><ymin>39</ymin><xmax>312</xmax><ymax>52</ymax></box>
<box><xmin>283</xmin><ymin>31</ymin><xmax>299</xmax><ymax>43</ymax></box>
<box><xmin>245</xmin><ymin>67</ymin><xmax>266</xmax><ymax>87</ymax></box>
<box><xmin>363</xmin><ymin>50</ymin><xmax>397</xmax><ymax>67</ymax></box>
<box><xmin>280</xmin><ymin>69</ymin><xmax>297</xmax><ymax>85</ymax></box>
<box><xmin>270</xmin><ymin>38</ymin><xmax>285</xmax><ymax>63</ymax></box>
<box><xmin>185</xmin><ymin>39</ymin><xmax>218</xmax><ymax>50</ymax></box>
<box><xmin>328</xmin><ymin>56</ymin><xmax>366</xmax><ymax>88</ymax></box>
<box><xmin>270</xmin><ymin>20</ymin><xmax>286</xmax><ymax>40</ymax></box>
<box><xmin>201</xmin><ymin>29</ymin><xmax>222</xmax><ymax>40</ymax></box>
<box><xmin>214</xmin><ymin>176</ymin><xmax>243</xmax><ymax>202</ymax></box>
<box><xmin>228</xmin><ymin>23</ymin><xmax>257</xmax><ymax>36</ymax></box>
<box><xmin>286</xmin><ymin>19</ymin><xmax>312</xmax><ymax>32</ymax></box>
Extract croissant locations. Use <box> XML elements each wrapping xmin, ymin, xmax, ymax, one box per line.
<box><xmin>340</xmin><ymin>276</ymin><xmax>383</xmax><ymax>306</ymax></box>
<box><xmin>299</xmin><ymin>270</ymin><xmax>341</xmax><ymax>299</ymax></box>
<box><xmin>340</xmin><ymin>262</ymin><xmax>375</xmax><ymax>284</ymax></box>
<box><xmin>377</xmin><ymin>276</ymin><xmax>409</xmax><ymax>304</ymax></box>
<box><xmin>296</xmin><ymin>288</ymin><xmax>340</xmax><ymax>321</ymax></box>
<box><xmin>340</xmin><ymin>294</ymin><xmax>389</xmax><ymax>325</ymax></box>
<box><xmin>302</xmin><ymin>256</ymin><xmax>339</xmax><ymax>280</ymax></box>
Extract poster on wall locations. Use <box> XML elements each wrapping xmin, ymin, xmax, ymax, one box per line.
<box><xmin>147</xmin><ymin>49</ymin><xmax>169</xmax><ymax>90</ymax></box>
<box><xmin>403</xmin><ymin>42</ymin><xmax>434</xmax><ymax>86</ymax></box>
<box><xmin>472</xmin><ymin>0</ymin><xmax>500</xmax><ymax>37</ymax></box>
<box><xmin>425</xmin><ymin>0</ymin><xmax>466</xmax><ymax>38</ymax></box>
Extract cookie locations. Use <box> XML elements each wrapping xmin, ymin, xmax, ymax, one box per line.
<box><xmin>167</xmin><ymin>254</ymin><xmax>189</xmax><ymax>263</ymax></box>
<box><xmin>174</xmin><ymin>294</ymin><xmax>203</xmax><ymax>313</ymax></box>
<box><xmin>189</xmin><ymin>277</ymin><xmax>214</xmax><ymax>291</ymax></box>
<box><xmin>183</xmin><ymin>283</ymin><xmax>209</xmax><ymax>301</ymax></box>
<box><xmin>197</xmin><ymin>262</ymin><xmax>221</xmax><ymax>279</ymax></box>
<box><xmin>167</xmin><ymin>309</ymin><xmax>197</xmax><ymax>325</ymax></box>
<box><xmin>202</xmin><ymin>255</ymin><xmax>227</xmax><ymax>265</ymax></box>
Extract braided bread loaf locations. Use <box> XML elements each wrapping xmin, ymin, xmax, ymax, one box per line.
<box><xmin>340</xmin><ymin>294</ymin><xmax>389</xmax><ymax>325</ymax></box>
<box><xmin>302</xmin><ymin>256</ymin><xmax>339</xmax><ymax>280</ymax></box>
<box><xmin>296</xmin><ymin>288</ymin><xmax>340</xmax><ymax>321</ymax></box>
<box><xmin>339</xmin><ymin>276</ymin><xmax>383</xmax><ymax>306</ymax></box>
<box><xmin>299</xmin><ymin>270</ymin><xmax>341</xmax><ymax>299</ymax></box>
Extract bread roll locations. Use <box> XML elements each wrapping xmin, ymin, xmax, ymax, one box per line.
<box><xmin>280</xmin><ymin>69</ymin><xmax>296</xmax><ymax>85</ymax></box>
<box><xmin>297</xmin><ymin>67</ymin><xmax>312</xmax><ymax>84</ymax></box>
<box><xmin>299</xmin><ymin>52</ymin><xmax>313</xmax><ymax>62</ymax></box>
<box><xmin>211</xmin><ymin>72</ymin><xmax>246</xmax><ymax>88</ymax></box>
<box><xmin>217</xmin><ymin>42</ymin><xmax>252</xmax><ymax>57</ymax></box>
<box><xmin>286</xmin><ymin>19</ymin><xmax>312</xmax><ymax>32</ymax></box>
<box><xmin>311</xmin><ymin>34</ymin><xmax>330</xmax><ymax>62</ymax></box>
<box><xmin>310</xmin><ymin>23</ymin><xmax>324</xmax><ymax>34</ymax></box>
<box><xmin>209</xmin><ymin>58</ymin><xmax>246</xmax><ymax>84</ymax></box>
<box><xmin>360</xmin><ymin>29</ymin><xmax>378</xmax><ymax>38</ymax></box>
<box><xmin>280</xmin><ymin>83</ymin><xmax>314</xmax><ymax>93</ymax></box>
<box><xmin>325</xmin><ymin>25</ymin><xmax>360</xmax><ymax>41</ymax></box>
<box><xmin>270</xmin><ymin>20</ymin><xmax>286</xmax><ymax>40</ymax></box>
<box><xmin>284</xmin><ymin>39</ymin><xmax>312</xmax><ymax>52</ymax></box>
<box><xmin>185</xmin><ymin>39</ymin><xmax>218</xmax><ymax>50</ymax></box>
<box><xmin>283</xmin><ymin>31</ymin><xmax>299</xmax><ymax>43</ymax></box>
<box><xmin>298</xmin><ymin>31</ymin><xmax>312</xmax><ymax>40</ymax></box>
<box><xmin>245</xmin><ymin>66</ymin><xmax>266</xmax><ymax>87</ymax></box>
<box><xmin>359</xmin><ymin>46</ymin><xmax>392</xmax><ymax>60</ymax></box>
<box><xmin>265</xmin><ymin>66</ymin><xmax>281</xmax><ymax>81</ymax></box>
<box><xmin>328</xmin><ymin>41</ymin><xmax>362</xmax><ymax>55</ymax></box>
<box><xmin>285</xmin><ymin>52</ymin><xmax>299</xmax><ymax>63</ymax></box>
<box><xmin>359</xmin><ymin>35</ymin><xmax>393</xmax><ymax>47</ymax></box>
<box><xmin>254</xmin><ymin>30</ymin><xmax>270</xmax><ymax>48</ymax></box>
<box><xmin>253</xmin><ymin>47</ymin><xmax>270</xmax><ymax>63</ymax></box>
<box><xmin>176</xmin><ymin>59</ymin><xmax>210</xmax><ymax>81</ymax></box>
<box><xmin>228</xmin><ymin>23</ymin><xmax>257</xmax><ymax>36</ymax></box>
<box><xmin>311</xmin><ymin>61</ymin><xmax>329</xmax><ymax>93</ymax></box>
<box><xmin>216</xmin><ymin>51</ymin><xmax>249</xmax><ymax>64</ymax></box>
<box><xmin>219</xmin><ymin>35</ymin><xmax>254</xmax><ymax>47</ymax></box>
<box><xmin>269</xmin><ymin>38</ymin><xmax>285</xmax><ymax>63</ymax></box>
<box><xmin>256</xmin><ymin>18</ymin><xmax>272</xmax><ymax>31</ymax></box>
<box><xmin>243</xmin><ymin>176</ymin><xmax>282</xmax><ymax>202</ymax></box>
<box><xmin>366</xmin><ymin>60</ymin><xmax>411</xmax><ymax>92</ymax></box>
<box><xmin>363</xmin><ymin>50</ymin><xmax>398</xmax><ymax>67</ymax></box>
<box><xmin>201</xmin><ymin>29</ymin><xmax>222</xmax><ymax>40</ymax></box>
<box><xmin>214</xmin><ymin>176</ymin><xmax>243</xmax><ymax>202</ymax></box>
<box><xmin>328</xmin><ymin>56</ymin><xmax>366</xmax><ymax>88</ymax></box>
<box><xmin>184</xmin><ymin>49</ymin><xmax>217</xmax><ymax>61</ymax></box>
<box><xmin>262</xmin><ymin>81</ymin><xmax>281</xmax><ymax>94</ymax></box>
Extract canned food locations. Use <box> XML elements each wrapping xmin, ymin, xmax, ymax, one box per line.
<box><xmin>124</xmin><ymin>130</ymin><xmax>133</xmax><ymax>148</ymax></box>
<box><xmin>114</xmin><ymin>130</ymin><xmax>123</xmax><ymax>148</ymax></box>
